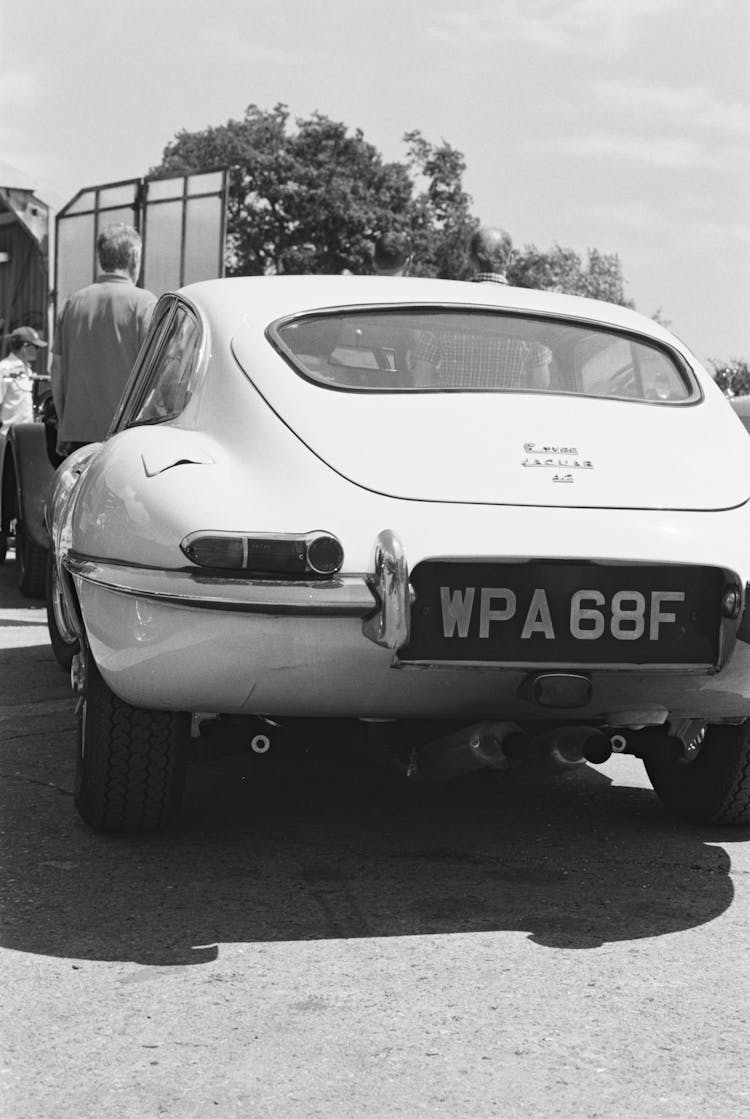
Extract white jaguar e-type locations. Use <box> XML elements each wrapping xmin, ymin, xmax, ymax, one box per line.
<box><xmin>46</xmin><ymin>275</ymin><xmax>750</xmax><ymax>832</ymax></box>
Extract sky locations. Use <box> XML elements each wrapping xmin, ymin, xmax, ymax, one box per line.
<box><xmin>1</xmin><ymin>0</ymin><xmax>748</xmax><ymax>366</ymax></box>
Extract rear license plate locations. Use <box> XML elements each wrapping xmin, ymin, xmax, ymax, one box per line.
<box><xmin>399</xmin><ymin>561</ymin><xmax>723</xmax><ymax>666</ymax></box>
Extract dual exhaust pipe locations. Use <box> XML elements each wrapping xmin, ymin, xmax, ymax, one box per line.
<box><xmin>407</xmin><ymin>721</ymin><xmax>615</xmax><ymax>782</ymax></box>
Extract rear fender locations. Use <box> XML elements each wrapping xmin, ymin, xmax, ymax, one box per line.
<box><xmin>47</xmin><ymin>443</ymin><xmax>102</xmax><ymax>557</ymax></box>
<box><xmin>48</xmin><ymin>443</ymin><xmax>102</xmax><ymax>643</ymax></box>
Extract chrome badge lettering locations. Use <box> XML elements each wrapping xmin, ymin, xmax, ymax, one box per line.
<box><xmin>522</xmin><ymin>441</ymin><xmax>593</xmax><ymax>476</ymax></box>
<box><xmin>524</xmin><ymin>442</ymin><xmax>578</xmax><ymax>455</ymax></box>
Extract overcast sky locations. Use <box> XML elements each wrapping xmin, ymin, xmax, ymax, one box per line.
<box><xmin>2</xmin><ymin>0</ymin><xmax>748</xmax><ymax>365</ymax></box>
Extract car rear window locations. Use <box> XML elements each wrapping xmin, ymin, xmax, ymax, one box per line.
<box><xmin>272</xmin><ymin>309</ymin><xmax>695</xmax><ymax>402</ymax></box>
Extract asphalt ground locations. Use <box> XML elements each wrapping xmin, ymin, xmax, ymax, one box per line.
<box><xmin>0</xmin><ymin>554</ymin><xmax>748</xmax><ymax>1118</ymax></box>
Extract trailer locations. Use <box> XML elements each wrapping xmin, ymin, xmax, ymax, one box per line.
<box><xmin>0</xmin><ymin>168</ymin><xmax>228</xmax><ymax>595</ymax></box>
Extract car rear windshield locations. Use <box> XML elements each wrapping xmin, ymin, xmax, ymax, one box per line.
<box><xmin>273</xmin><ymin>308</ymin><xmax>695</xmax><ymax>402</ymax></box>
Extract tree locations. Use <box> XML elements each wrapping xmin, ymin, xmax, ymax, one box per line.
<box><xmin>152</xmin><ymin>105</ymin><xmax>445</xmax><ymax>276</ymax></box>
<box><xmin>403</xmin><ymin>130</ymin><xmax>478</xmax><ymax>279</ymax></box>
<box><xmin>508</xmin><ymin>243</ymin><xmax>632</xmax><ymax>306</ymax></box>
<box><xmin>150</xmin><ymin>103</ymin><xmax>632</xmax><ymax>305</ymax></box>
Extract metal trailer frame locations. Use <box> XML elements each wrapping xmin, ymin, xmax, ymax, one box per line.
<box><xmin>1</xmin><ymin>168</ymin><xmax>228</xmax><ymax>597</ymax></box>
<box><xmin>54</xmin><ymin>168</ymin><xmax>228</xmax><ymax>318</ymax></box>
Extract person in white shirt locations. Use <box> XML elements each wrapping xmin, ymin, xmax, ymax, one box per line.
<box><xmin>0</xmin><ymin>326</ymin><xmax>48</xmax><ymax>428</ymax></box>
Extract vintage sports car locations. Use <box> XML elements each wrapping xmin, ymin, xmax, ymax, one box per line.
<box><xmin>47</xmin><ymin>275</ymin><xmax>750</xmax><ymax>832</ymax></box>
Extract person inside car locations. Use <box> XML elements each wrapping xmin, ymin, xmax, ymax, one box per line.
<box><xmin>412</xmin><ymin>226</ymin><xmax>551</xmax><ymax>390</ymax></box>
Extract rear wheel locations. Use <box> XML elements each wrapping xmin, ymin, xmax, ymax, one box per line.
<box><xmin>644</xmin><ymin>721</ymin><xmax>750</xmax><ymax>825</ymax></box>
<box><xmin>45</xmin><ymin>549</ymin><xmax>79</xmax><ymax>671</ymax></box>
<box><xmin>75</xmin><ymin>647</ymin><xmax>189</xmax><ymax>833</ymax></box>
<box><xmin>15</xmin><ymin>517</ymin><xmax>46</xmax><ymax>598</ymax></box>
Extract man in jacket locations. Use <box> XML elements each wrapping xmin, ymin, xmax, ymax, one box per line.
<box><xmin>51</xmin><ymin>222</ymin><xmax>156</xmax><ymax>454</ymax></box>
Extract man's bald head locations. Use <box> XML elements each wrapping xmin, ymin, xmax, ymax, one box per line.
<box><xmin>469</xmin><ymin>226</ymin><xmax>513</xmax><ymax>277</ymax></box>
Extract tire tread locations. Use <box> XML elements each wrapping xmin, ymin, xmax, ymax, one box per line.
<box><xmin>16</xmin><ymin>521</ymin><xmax>46</xmax><ymax>598</ymax></box>
<box><xmin>645</xmin><ymin>722</ymin><xmax>750</xmax><ymax>826</ymax></box>
<box><xmin>76</xmin><ymin>656</ymin><xmax>187</xmax><ymax>833</ymax></box>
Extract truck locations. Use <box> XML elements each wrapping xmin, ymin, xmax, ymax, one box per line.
<box><xmin>0</xmin><ymin>168</ymin><xmax>228</xmax><ymax>596</ymax></box>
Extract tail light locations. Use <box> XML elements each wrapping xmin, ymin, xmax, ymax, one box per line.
<box><xmin>181</xmin><ymin>531</ymin><xmax>344</xmax><ymax>576</ymax></box>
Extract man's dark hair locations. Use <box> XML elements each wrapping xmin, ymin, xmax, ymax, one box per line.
<box><xmin>373</xmin><ymin>231</ymin><xmax>412</xmax><ymax>274</ymax></box>
<box><xmin>97</xmin><ymin>223</ymin><xmax>143</xmax><ymax>276</ymax></box>
<box><xmin>469</xmin><ymin>227</ymin><xmax>513</xmax><ymax>274</ymax></box>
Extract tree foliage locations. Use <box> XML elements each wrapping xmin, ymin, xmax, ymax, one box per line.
<box><xmin>150</xmin><ymin>103</ymin><xmax>630</xmax><ymax>303</ymax></box>
<box><xmin>508</xmin><ymin>244</ymin><xmax>633</xmax><ymax>306</ymax></box>
<box><xmin>402</xmin><ymin>130</ymin><xmax>478</xmax><ymax>279</ymax></box>
<box><xmin>152</xmin><ymin>103</ymin><xmax>415</xmax><ymax>275</ymax></box>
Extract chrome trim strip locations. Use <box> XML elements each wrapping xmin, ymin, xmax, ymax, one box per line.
<box><xmin>64</xmin><ymin>556</ymin><xmax>376</xmax><ymax>616</ymax></box>
<box><xmin>394</xmin><ymin>658</ymin><xmax>714</xmax><ymax>673</ymax></box>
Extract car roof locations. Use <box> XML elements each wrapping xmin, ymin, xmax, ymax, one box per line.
<box><xmin>176</xmin><ymin>274</ymin><xmax>688</xmax><ymax>354</ymax></box>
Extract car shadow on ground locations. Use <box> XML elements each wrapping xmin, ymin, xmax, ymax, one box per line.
<box><xmin>1</xmin><ymin>700</ymin><xmax>746</xmax><ymax>964</ymax></box>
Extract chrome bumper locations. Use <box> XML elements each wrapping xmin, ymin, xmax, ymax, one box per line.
<box><xmin>64</xmin><ymin>554</ymin><xmax>377</xmax><ymax>616</ymax></box>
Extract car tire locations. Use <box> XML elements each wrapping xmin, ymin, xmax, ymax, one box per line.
<box><xmin>45</xmin><ymin>549</ymin><xmax>79</xmax><ymax>671</ymax></box>
<box><xmin>75</xmin><ymin>647</ymin><xmax>189</xmax><ymax>833</ymax></box>
<box><xmin>644</xmin><ymin>721</ymin><xmax>750</xmax><ymax>825</ymax></box>
<box><xmin>0</xmin><ymin>530</ymin><xmax>7</xmax><ymax>564</ymax></box>
<box><xmin>15</xmin><ymin>518</ymin><xmax>46</xmax><ymax>598</ymax></box>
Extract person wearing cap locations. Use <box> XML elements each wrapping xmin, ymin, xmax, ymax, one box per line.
<box><xmin>0</xmin><ymin>327</ymin><xmax>48</xmax><ymax>429</ymax></box>
<box><xmin>51</xmin><ymin>222</ymin><xmax>156</xmax><ymax>455</ymax></box>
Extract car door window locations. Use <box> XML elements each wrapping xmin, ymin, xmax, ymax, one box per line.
<box><xmin>126</xmin><ymin>304</ymin><xmax>202</xmax><ymax>425</ymax></box>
